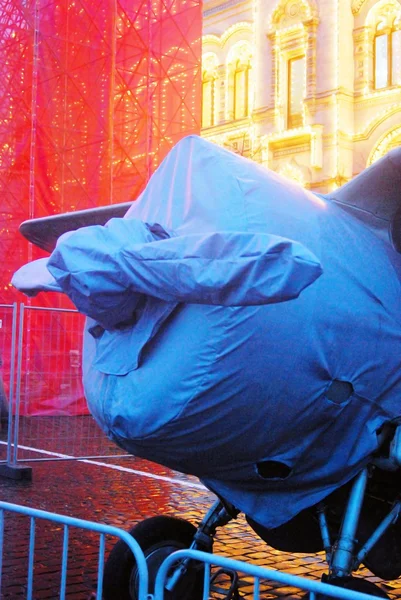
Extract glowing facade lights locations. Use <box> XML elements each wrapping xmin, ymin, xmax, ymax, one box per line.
<box><xmin>368</xmin><ymin>124</ymin><xmax>401</xmax><ymax>163</ymax></box>
<box><xmin>202</xmin><ymin>0</ymin><xmax>401</xmax><ymax>191</ymax></box>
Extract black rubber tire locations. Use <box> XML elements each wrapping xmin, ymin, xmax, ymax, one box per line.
<box><xmin>102</xmin><ymin>515</ymin><xmax>206</xmax><ymax>600</ymax></box>
<box><xmin>318</xmin><ymin>576</ymin><xmax>390</xmax><ymax>599</ymax></box>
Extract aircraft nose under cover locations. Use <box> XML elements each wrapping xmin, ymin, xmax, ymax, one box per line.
<box><xmin>24</xmin><ymin>137</ymin><xmax>401</xmax><ymax>528</ymax></box>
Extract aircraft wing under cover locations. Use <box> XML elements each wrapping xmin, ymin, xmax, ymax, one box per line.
<box><xmin>13</xmin><ymin>136</ymin><xmax>401</xmax><ymax>529</ymax></box>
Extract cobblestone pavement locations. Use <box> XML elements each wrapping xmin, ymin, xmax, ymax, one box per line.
<box><xmin>0</xmin><ymin>417</ymin><xmax>400</xmax><ymax>599</ymax></box>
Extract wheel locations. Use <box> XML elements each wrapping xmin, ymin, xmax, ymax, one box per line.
<box><xmin>318</xmin><ymin>576</ymin><xmax>390</xmax><ymax>599</ymax></box>
<box><xmin>102</xmin><ymin>515</ymin><xmax>207</xmax><ymax>600</ymax></box>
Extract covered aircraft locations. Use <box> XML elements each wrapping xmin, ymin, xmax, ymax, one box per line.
<box><xmin>12</xmin><ymin>136</ymin><xmax>401</xmax><ymax>595</ymax></box>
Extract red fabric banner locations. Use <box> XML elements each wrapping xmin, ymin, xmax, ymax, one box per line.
<box><xmin>0</xmin><ymin>0</ymin><xmax>201</xmax><ymax>415</ymax></box>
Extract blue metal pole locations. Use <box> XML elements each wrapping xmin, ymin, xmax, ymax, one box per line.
<box><xmin>317</xmin><ymin>503</ymin><xmax>332</xmax><ymax>564</ymax></box>
<box><xmin>354</xmin><ymin>501</ymin><xmax>401</xmax><ymax>569</ymax></box>
<box><xmin>202</xmin><ymin>563</ymin><xmax>210</xmax><ymax>600</ymax></box>
<box><xmin>27</xmin><ymin>516</ymin><xmax>35</xmax><ymax>600</ymax></box>
<box><xmin>254</xmin><ymin>576</ymin><xmax>260</xmax><ymax>599</ymax></box>
<box><xmin>60</xmin><ymin>524</ymin><xmax>69</xmax><ymax>600</ymax></box>
<box><xmin>97</xmin><ymin>533</ymin><xmax>106</xmax><ymax>600</ymax></box>
<box><xmin>330</xmin><ymin>469</ymin><xmax>368</xmax><ymax>577</ymax></box>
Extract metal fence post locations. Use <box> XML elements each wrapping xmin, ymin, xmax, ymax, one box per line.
<box><xmin>12</xmin><ymin>302</ymin><xmax>24</xmax><ymax>466</ymax></box>
<box><xmin>6</xmin><ymin>302</ymin><xmax>17</xmax><ymax>465</ymax></box>
<box><xmin>0</xmin><ymin>304</ymin><xmax>32</xmax><ymax>480</ymax></box>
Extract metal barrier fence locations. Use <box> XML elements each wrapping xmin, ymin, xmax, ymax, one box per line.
<box><xmin>0</xmin><ymin>304</ymin><xmax>17</xmax><ymax>466</ymax></box>
<box><xmin>155</xmin><ymin>550</ymin><xmax>382</xmax><ymax>600</ymax></box>
<box><xmin>0</xmin><ymin>501</ymin><xmax>381</xmax><ymax>600</ymax></box>
<box><xmin>1</xmin><ymin>303</ymin><xmax>130</xmax><ymax>473</ymax></box>
<box><xmin>0</xmin><ymin>500</ymin><xmax>148</xmax><ymax>600</ymax></box>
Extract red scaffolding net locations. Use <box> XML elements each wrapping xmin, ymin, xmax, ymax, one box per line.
<box><xmin>0</xmin><ymin>0</ymin><xmax>201</xmax><ymax>415</ymax></box>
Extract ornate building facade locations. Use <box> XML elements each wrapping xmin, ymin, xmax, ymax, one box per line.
<box><xmin>201</xmin><ymin>0</ymin><xmax>401</xmax><ymax>192</ymax></box>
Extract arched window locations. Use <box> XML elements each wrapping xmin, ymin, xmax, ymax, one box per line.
<box><xmin>202</xmin><ymin>72</ymin><xmax>215</xmax><ymax>127</ymax></box>
<box><xmin>366</xmin><ymin>0</ymin><xmax>401</xmax><ymax>91</ymax></box>
<box><xmin>201</xmin><ymin>53</ymin><xmax>218</xmax><ymax>128</ymax></box>
<box><xmin>287</xmin><ymin>55</ymin><xmax>306</xmax><ymax>128</ymax></box>
<box><xmin>268</xmin><ymin>0</ymin><xmax>318</xmax><ymax>131</ymax></box>
<box><xmin>368</xmin><ymin>126</ymin><xmax>401</xmax><ymax>165</ymax></box>
<box><xmin>234</xmin><ymin>59</ymin><xmax>250</xmax><ymax>119</ymax></box>
<box><xmin>374</xmin><ymin>20</ymin><xmax>401</xmax><ymax>88</ymax></box>
<box><xmin>226</xmin><ymin>42</ymin><xmax>252</xmax><ymax>121</ymax></box>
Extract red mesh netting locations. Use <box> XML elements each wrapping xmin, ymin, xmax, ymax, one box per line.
<box><xmin>0</xmin><ymin>0</ymin><xmax>201</xmax><ymax>415</ymax></box>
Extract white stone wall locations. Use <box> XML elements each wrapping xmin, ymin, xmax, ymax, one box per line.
<box><xmin>202</xmin><ymin>0</ymin><xmax>401</xmax><ymax>192</ymax></box>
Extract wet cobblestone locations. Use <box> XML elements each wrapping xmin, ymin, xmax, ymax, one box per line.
<box><xmin>0</xmin><ymin>417</ymin><xmax>399</xmax><ymax>599</ymax></box>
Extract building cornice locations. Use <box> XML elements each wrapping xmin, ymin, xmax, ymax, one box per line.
<box><xmin>203</xmin><ymin>21</ymin><xmax>253</xmax><ymax>47</ymax></box>
<box><xmin>352</xmin><ymin>0</ymin><xmax>366</xmax><ymax>15</ymax></box>
<box><xmin>354</xmin><ymin>103</ymin><xmax>401</xmax><ymax>139</ymax></box>
<box><xmin>203</xmin><ymin>0</ymin><xmax>247</xmax><ymax>18</ymax></box>
<box><xmin>201</xmin><ymin>116</ymin><xmax>253</xmax><ymax>137</ymax></box>
<box><xmin>354</xmin><ymin>87</ymin><xmax>401</xmax><ymax>105</ymax></box>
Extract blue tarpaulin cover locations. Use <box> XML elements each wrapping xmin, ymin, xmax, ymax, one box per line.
<box><xmin>12</xmin><ymin>136</ymin><xmax>401</xmax><ymax>528</ymax></box>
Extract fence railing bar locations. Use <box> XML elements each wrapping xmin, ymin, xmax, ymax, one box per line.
<box><xmin>254</xmin><ymin>575</ymin><xmax>260</xmax><ymax>599</ymax></box>
<box><xmin>13</xmin><ymin>454</ymin><xmax>132</xmax><ymax>462</ymax></box>
<box><xmin>96</xmin><ymin>533</ymin><xmax>106</xmax><ymax>600</ymax></box>
<box><xmin>6</xmin><ymin>302</ymin><xmax>18</xmax><ymax>464</ymax></box>
<box><xmin>24</xmin><ymin>306</ymin><xmax>79</xmax><ymax>314</ymax></box>
<box><xmin>60</xmin><ymin>524</ymin><xmax>69</xmax><ymax>600</ymax></box>
<box><xmin>27</xmin><ymin>516</ymin><xmax>35</xmax><ymax>600</ymax></box>
<box><xmin>0</xmin><ymin>501</ymin><xmax>130</xmax><ymax>537</ymax></box>
<box><xmin>12</xmin><ymin>304</ymin><xmax>24</xmax><ymax>465</ymax></box>
<box><xmin>203</xmin><ymin>563</ymin><xmax>210</xmax><ymax>600</ymax></box>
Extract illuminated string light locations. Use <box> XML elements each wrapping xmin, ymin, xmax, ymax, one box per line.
<box><xmin>277</xmin><ymin>161</ymin><xmax>305</xmax><ymax>186</ymax></box>
<box><xmin>201</xmin><ymin>0</ymin><xmax>401</xmax><ymax>190</ymax></box>
<box><xmin>355</xmin><ymin>103</ymin><xmax>401</xmax><ymax>137</ymax></box>
<box><xmin>368</xmin><ymin>124</ymin><xmax>401</xmax><ymax>164</ymax></box>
